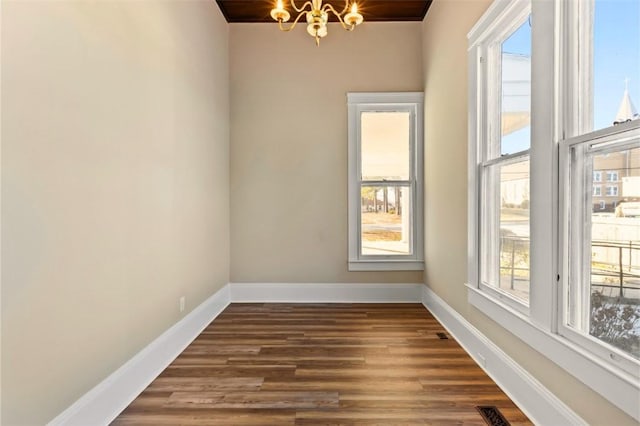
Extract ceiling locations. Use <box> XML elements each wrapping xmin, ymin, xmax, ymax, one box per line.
<box><xmin>215</xmin><ymin>1</ymin><xmax>433</xmax><ymax>23</ymax></box>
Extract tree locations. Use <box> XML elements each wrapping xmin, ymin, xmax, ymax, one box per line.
<box><xmin>362</xmin><ymin>187</ymin><xmax>378</xmax><ymax>212</ymax></box>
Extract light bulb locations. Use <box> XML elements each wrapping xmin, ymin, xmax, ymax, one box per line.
<box><xmin>344</xmin><ymin>3</ymin><xmax>363</xmax><ymax>27</ymax></box>
<box><xmin>307</xmin><ymin>23</ymin><xmax>317</xmax><ymax>37</ymax></box>
<box><xmin>271</xmin><ymin>0</ymin><xmax>290</xmax><ymax>22</ymax></box>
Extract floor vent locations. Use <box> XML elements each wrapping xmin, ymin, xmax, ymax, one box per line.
<box><xmin>436</xmin><ymin>332</ymin><xmax>448</xmax><ymax>339</ymax></box>
<box><xmin>476</xmin><ymin>406</ymin><xmax>511</xmax><ymax>426</ymax></box>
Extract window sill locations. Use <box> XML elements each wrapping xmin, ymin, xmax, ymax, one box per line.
<box><xmin>466</xmin><ymin>283</ymin><xmax>640</xmax><ymax>421</ymax></box>
<box><xmin>348</xmin><ymin>260</ymin><xmax>424</xmax><ymax>271</ymax></box>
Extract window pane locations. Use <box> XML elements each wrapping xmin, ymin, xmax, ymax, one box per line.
<box><xmin>586</xmin><ymin>0</ymin><xmax>640</xmax><ymax>133</ymax></box>
<box><xmin>569</xmin><ymin>145</ymin><xmax>640</xmax><ymax>359</ymax></box>
<box><xmin>501</xmin><ymin>18</ymin><xmax>531</xmax><ymax>155</ymax></box>
<box><xmin>499</xmin><ymin>159</ymin><xmax>530</xmax><ymax>301</ymax></box>
<box><xmin>361</xmin><ymin>186</ymin><xmax>411</xmax><ymax>255</ymax></box>
<box><xmin>361</xmin><ymin>112</ymin><xmax>410</xmax><ymax>181</ymax></box>
<box><xmin>481</xmin><ymin>158</ymin><xmax>530</xmax><ymax>303</ymax></box>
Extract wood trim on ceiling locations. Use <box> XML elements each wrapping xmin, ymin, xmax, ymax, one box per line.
<box><xmin>215</xmin><ymin>0</ymin><xmax>433</xmax><ymax>23</ymax></box>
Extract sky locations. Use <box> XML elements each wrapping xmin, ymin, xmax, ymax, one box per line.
<box><xmin>593</xmin><ymin>0</ymin><xmax>640</xmax><ymax>130</ymax></box>
<box><xmin>499</xmin><ymin>0</ymin><xmax>640</xmax><ymax>155</ymax></box>
<box><xmin>501</xmin><ymin>18</ymin><xmax>531</xmax><ymax>155</ymax></box>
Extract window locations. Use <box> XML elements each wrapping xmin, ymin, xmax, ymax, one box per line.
<box><xmin>606</xmin><ymin>170</ymin><xmax>619</xmax><ymax>182</ymax></box>
<box><xmin>469</xmin><ymin>0</ymin><xmax>640</xmax><ymax>419</ymax></box>
<box><xmin>564</xmin><ymin>139</ymin><xmax>639</xmax><ymax>373</ymax></box>
<box><xmin>347</xmin><ymin>92</ymin><xmax>424</xmax><ymax>271</ymax></box>
<box><xmin>605</xmin><ymin>185</ymin><xmax>619</xmax><ymax>196</ymax></box>
<box><xmin>558</xmin><ymin>0</ymin><xmax>640</xmax><ymax>397</ymax></box>
<box><xmin>474</xmin><ymin>1</ymin><xmax>532</xmax><ymax>310</ymax></box>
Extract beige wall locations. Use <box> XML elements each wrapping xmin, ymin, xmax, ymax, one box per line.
<box><xmin>1</xmin><ymin>0</ymin><xmax>631</xmax><ymax>423</ymax></box>
<box><xmin>1</xmin><ymin>1</ymin><xmax>230</xmax><ymax>424</ymax></box>
<box><xmin>422</xmin><ymin>1</ymin><xmax>636</xmax><ymax>424</ymax></box>
<box><xmin>229</xmin><ymin>22</ymin><xmax>424</xmax><ymax>284</ymax></box>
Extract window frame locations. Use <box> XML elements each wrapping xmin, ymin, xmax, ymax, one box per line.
<box><xmin>469</xmin><ymin>0</ymin><xmax>536</xmax><ymax>315</ymax></box>
<box><xmin>347</xmin><ymin>92</ymin><xmax>424</xmax><ymax>271</ymax></box>
<box><xmin>476</xmin><ymin>1</ymin><xmax>532</xmax><ymax>313</ymax></box>
<box><xmin>479</xmin><ymin>154</ymin><xmax>531</xmax><ymax>314</ymax></box>
<box><xmin>558</xmin><ymin>124</ymin><xmax>640</xmax><ymax>377</ymax></box>
<box><xmin>468</xmin><ymin>0</ymin><xmax>640</xmax><ymax>420</ymax></box>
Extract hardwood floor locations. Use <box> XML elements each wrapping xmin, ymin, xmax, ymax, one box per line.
<box><xmin>113</xmin><ymin>303</ymin><xmax>531</xmax><ymax>425</ymax></box>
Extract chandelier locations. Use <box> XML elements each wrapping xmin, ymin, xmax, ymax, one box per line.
<box><xmin>270</xmin><ymin>0</ymin><xmax>364</xmax><ymax>46</ymax></box>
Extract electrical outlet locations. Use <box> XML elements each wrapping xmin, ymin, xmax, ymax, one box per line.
<box><xmin>179</xmin><ymin>296</ymin><xmax>186</xmax><ymax>313</ymax></box>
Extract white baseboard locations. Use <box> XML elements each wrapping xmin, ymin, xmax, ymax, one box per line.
<box><xmin>421</xmin><ymin>285</ymin><xmax>585</xmax><ymax>426</ymax></box>
<box><xmin>48</xmin><ymin>284</ymin><xmax>231</xmax><ymax>426</ymax></box>
<box><xmin>48</xmin><ymin>282</ymin><xmax>420</xmax><ymax>425</ymax></box>
<box><xmin>49</xmin><ymin>282</ymin><xmax>585</xmax><ymax>426</ymax></box>
<box><xmin>230</xmin><ymin>282</ymin><xmax>423</xmax><ymax>303</ymax></box>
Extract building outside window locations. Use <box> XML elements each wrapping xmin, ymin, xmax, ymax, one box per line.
<box><xmin>605</xmin><ymin>185</ymin><xmax>619</xmax><ymax>197</ymax></box>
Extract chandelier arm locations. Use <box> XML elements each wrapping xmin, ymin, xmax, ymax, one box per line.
<box><xmin>290</xmin><ymin>0</ymin><xmax>313</xmax><ymax>13</ymax></box>
<box><xmin>338</xmin><ymin>0</ymin><xmax>350</xmax><ymax>15</ymax></box>
<box><xmin>323</xmin><ymin>3</ymin><xmax>356</xmax><ymax>30</ymax></box>
<box><xmin>277</xmin><ymin>10</ymin><xmax>307</xmax><ymax>32</ymax></box>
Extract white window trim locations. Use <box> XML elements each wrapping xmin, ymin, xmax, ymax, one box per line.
<box><xmin>558</xmin><ymin>124</ymin><xmax>640</xmax><ymax>377</ymax></box>
<box><xmin>477</xmin><ymin>0</ymin><xmax>532</xmax><ymax>314</ymax></box>
<box><xmin>347</xmin><ymin>92</ymin><xmax>425</xmax><ymax>272</ymax></box>
<box><xmin>605</xmin><ymin>185</ymin><xmax>619</xmax><ymax>197</ymax></box>
<box><xmin>468</xmin><ymin>0</ymin><xmax>640</xmax><ymax>420</ymax></box>
<box><xmin>592</xmin><ymin>185</ymin><xmax>601</xmax><ymax>196</ymax></box>
<box><xmin>466</xmin><ymin>283</ymin><xmax>640</xmax><ymax>417</ymax></box>
<box><xmin>593</xmin><ymin>171</ymin><xmax>602</xmax><ymax>182</ymax></box>
<box><xmin>468</xmin><ymin>0</ymin><xmax>535</xmax><ymax>313</ymax></box>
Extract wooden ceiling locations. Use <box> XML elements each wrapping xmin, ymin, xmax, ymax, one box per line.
<box><xmin>215</xmin><ymin>1</ymin><xmax>433</xmax><ymax>23</ymax></box>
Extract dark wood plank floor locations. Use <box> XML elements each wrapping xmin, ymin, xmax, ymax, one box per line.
<box><xmin>112</xmin><ymin>303</ymin><xmax>531</xmax><ymax>425</ymax></box>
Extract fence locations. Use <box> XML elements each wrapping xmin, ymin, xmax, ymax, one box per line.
<box><xmin>499</xmin><ymin>236</ymin><xmax>640</xmax><ymax>299</ymax></box>
<box><xmin>499</xmin><ymin>235</ymin><xmax>530</xmax><ymax>291</ymax></box>
<box><xmin>591</xmin><ymin>240</ymin><xmax>640</xmax><ymax>298</ymax></box>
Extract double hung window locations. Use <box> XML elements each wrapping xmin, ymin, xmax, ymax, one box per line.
<box><xmin>559</xmin><ymin>0</ymin><xmax>640</xmax><ymax>377</ymax></box>
<box><xmin>469</xmin><ymin>0</ymin><xmax>639</xmax><ymax>419</ymax></box>
<box><xmin>474</xmin><ymin>1</ymin><xmax>532</xmax><ymax>309</ymax></box>
<box><xmin>562</xmin><ymin>131</ymin><xmax>639</xmax><ymax>375</ymax></box>
<box><xmin>347</xmin><ymin>93</ymin><xmax>424</xmax><ymax>271</ymax></box>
